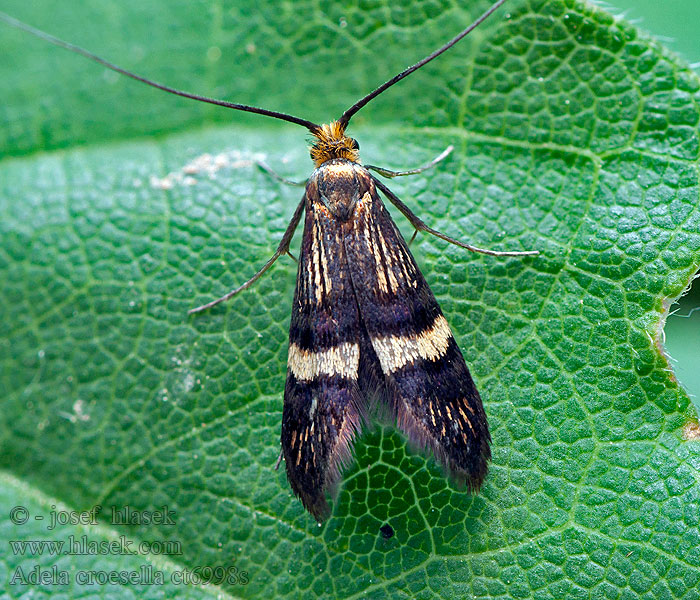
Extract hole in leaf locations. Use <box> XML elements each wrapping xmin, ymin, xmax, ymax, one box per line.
<box><xmin>379</xmin><ymin>524</ymin><xmax>394</xmax><ymax>539</ymax></box>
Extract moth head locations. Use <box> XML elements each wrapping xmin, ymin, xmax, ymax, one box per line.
<box><xmin>309</xmin><ymin>121</ymin><xmax>360</xmax><ymax>167</ymax></box>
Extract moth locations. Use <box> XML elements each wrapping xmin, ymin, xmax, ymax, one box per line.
<box><xmin>3</xmin><ymin>0</ymin><xmax>538</xmax><ymax>520</ymax></box>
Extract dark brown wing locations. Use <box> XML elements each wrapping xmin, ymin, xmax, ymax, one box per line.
<box><xmin>281</xmin><ymin>184</ymin><xmax>366</xmax><ymax>521</ymax></box>
<box><xmin>343</xmin><ymin>174</ymin><xmax>491</xmax><ymax>490</ymax></box>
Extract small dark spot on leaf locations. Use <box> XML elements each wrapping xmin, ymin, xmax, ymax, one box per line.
<box><xmin>379</xmin><ymin>524</ymin><xmax>394</xmax><ymax>539</ymax></box>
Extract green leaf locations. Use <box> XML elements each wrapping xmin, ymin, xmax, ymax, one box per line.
<box><xmin>0</xmin><ymin>473</ymin><xmax>226</xmax><ymax>598</ymax></box>
<box><xmin>2</xmin><ymin>1</ymin><xmax>700</xmax><ymax>598</ymax></box>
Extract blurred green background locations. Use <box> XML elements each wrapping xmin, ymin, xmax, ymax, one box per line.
<box><xmin>609</xmin><ymin>0</ymin><xmax>700</xmax><ymax>408</ymax></box>
<box><xmin>608</xmin><ymin>0</ymin><xmax>700</xmax><ymax>70</ymax></box>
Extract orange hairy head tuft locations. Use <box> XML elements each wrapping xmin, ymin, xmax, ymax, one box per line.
<box><xmin>309</xmin><ymin>121</ymin><xmax>360</xmax><ymax>167</ymax></box>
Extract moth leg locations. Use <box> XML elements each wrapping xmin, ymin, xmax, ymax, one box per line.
<box><xmin>365</xmin><ymin>145</ymin><xmax>453</xmax><ymax>178</ymax></box>
<box><xmin>188</xmin><ymin>194</ymin><xmax>306</xmax><ymax>314</ymax></box>
<box><xmin>256</xmin><ymin>159</ymin><xmax>307</xmax><ymax>187</ymax></box>
<box><xmin>373</xmin><ymin>177</ymin><xmax>539</xmax><ymax>258</ymax></box>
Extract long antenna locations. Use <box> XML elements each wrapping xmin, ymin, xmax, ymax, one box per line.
<box><xmin>0</xmin><ymin>11</ymin><xmax>321</xmax><ymax>132</ymax></box>
<box><xmin>338</xmin><ymin>0</ymin><xmax>507</xmax><ymax>127</ymax></box>
<box><xmin>1</xmin><ymin>2</ymin><xmax>507</xmax><ymax>132</ymax></box>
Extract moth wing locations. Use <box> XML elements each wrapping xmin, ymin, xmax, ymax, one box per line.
<box><xmin>282</xmin><ymin>188</ymin><xmax>365</xmax><ymax>520</ymax></box>
<box><xmin>344</xmin><ymin>176</ymin><xmax>491</xmax><ymax>489</ymax></box>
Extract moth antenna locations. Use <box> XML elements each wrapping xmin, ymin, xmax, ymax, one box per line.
<box><xmin>0</xmin><ymin>11</ymin><xmax>321</xmax><ymax>132</ymax></box>
<box><xmin>338</xmin><ymin>0</ymin><xmax>507</xmax><ymax>128</ymax></box>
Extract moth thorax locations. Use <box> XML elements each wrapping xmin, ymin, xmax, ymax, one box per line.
<box><xmin>310</xmin><ymin>121</ymin><xmax>360</xmax><ymax>167</ymax></box>
<box><xmin>315</xmin><ymin>159</ymin><xmax>369</xmax><ymax>221</ymax></box>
